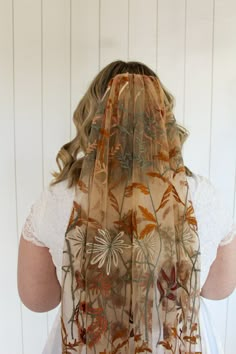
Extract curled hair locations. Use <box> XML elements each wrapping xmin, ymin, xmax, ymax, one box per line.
<box><xmin>50</xmin><ymin>60</ymin><xmax>192</xmax><ymax>189</ymax></box>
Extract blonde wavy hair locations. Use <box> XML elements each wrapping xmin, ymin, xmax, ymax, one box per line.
<box><xmin>50</xmin><ymin>60</ymin><xmax>192</xmax><ymax>189</ymax></box>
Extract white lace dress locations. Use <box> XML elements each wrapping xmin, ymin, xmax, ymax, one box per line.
<box><xmin>21</xmin><ymin>173</ymin><xmax>236</xmax><ymax>354</ymax></box>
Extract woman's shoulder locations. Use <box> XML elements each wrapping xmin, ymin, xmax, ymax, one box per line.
<box><xmin>188</xmin><ymin>171</ymin><xmax>235</xmax><ymax>242</ymax></box>
<box><xmin>186</xmin><ymin>172</ymin><xmax>216</xmax><ymax>202</ymax></box>
<box><xmin>40</xmin><ymin>180</ymin><xmax>75</xmax><ymax>229</ymax></box>
<box><xmin>47</xmin><ymin>179</ymin><xmax>75</xmax><ymax>200</ymax></box>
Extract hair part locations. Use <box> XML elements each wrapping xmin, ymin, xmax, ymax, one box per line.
<box><xmin>50</xmin><ymin>60</ymin><xmax>192</xmax><ymax>189</ymax></box>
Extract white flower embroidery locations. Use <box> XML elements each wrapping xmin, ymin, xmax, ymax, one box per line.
<box><xmin>133</xmin><ymin>230</ymin><xmax>159</xmax><ymax>271</ymax></box>
<box><xmin>86</xmin><ymin>229</ymin><xmax>131</xmax><ymax>275</ymax></box>
<box><xmin>175</xmin><ymin>223</ymin><xmax>195</xmax><ymax>255</ymax></box>
<box><xmin>67</xmin><ymin>226</ymin><xmax>85</xmax><ymax>258</ymax></box>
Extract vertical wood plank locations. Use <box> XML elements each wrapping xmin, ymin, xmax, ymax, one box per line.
<box><xmin>13</xmin><ymin>0</ymin><xmax>48</xmax><ymax>352</ymax></box>
<box><xmin>157</xmin><ymin>0</ymin><xmax>186</xmax><ymax>125</ymax></box>
<box><xmin>183</xmin><ymin>0</ymin><xmax>214</xmax><ymax>177</ymax></box>
<box><xmin>209</xmin><ymin>0</ymin><xmax>236</xmax><ymax>209</ymax></box>
<box><xmin>100</xmin><ymin>0</ymin><xmax>128</xmax><ymax>68</ymax></box>
<box><xmin>42</xmin><ymin>0</ymin><xmax>71</xmax><ymax>188</ymax></box>
<box><xmin>70</xmin><ymin>0</ymin><xmax>100</xmax><ymax>139</ymax></box>
<box><xmin>225</xmin><ymin>164</ymin><xmax>236</xmax><ymax>353</ymax></box>
<box><xmin>0</xmin><ymin>0</ymin><xmax>23</xmax><ymax>352</ymax></box>
<box><xmin>128</xmin><ymin>0</ymin><xmax>157</xmax><ymax>71</ymax></box>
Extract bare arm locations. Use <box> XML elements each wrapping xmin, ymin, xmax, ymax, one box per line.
<box><xmin>17</xmin><ymin>234</ymin><xmax>61</xmax><ymax>312</ymax></box>
<box><xmin>200</xmin><ymin>234</ymin><xmax>236</xmax><ymax>300</ymax></box>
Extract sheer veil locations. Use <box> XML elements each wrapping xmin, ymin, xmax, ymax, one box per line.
<box><xmin>60</xmin><ymin>73</ymin><xmax>202</xmax><ymax>354</ymax></box>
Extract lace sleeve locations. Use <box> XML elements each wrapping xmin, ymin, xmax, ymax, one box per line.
<box><xmin>21</xmin><ymin>189</ymin><xmax>49</xmax><ymax>248</ymax></box>
<box><xmin>209</xmin><ymin>183</ymin><xmax>236</xmax><ymax>247</ymax></box>
<box><xmin>198</xmin><ymin>176</ymin><xmax>236</xmax><ymax>247</ymax></box>
<box><xmin>189</xmin><ymin>174</ymin><xmax>236</xmax><ymax>288</ymax></box>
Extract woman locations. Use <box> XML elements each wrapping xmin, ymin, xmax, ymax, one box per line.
<box><xmin>18</xmin><ymin>60</ymin><xmax>236</xmax><ymax>353</ymax></box>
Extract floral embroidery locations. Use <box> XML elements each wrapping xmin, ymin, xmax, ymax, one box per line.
<box><xmin>175</xmin><ymin>223</ymin><xmax>196</xmax><ymax>256</ymax></box>
<box><xmin>86</xmin><ymin>228</ymin><xmax>131</xmax><ymax>275</ymax></box>
<box><xmin>133</xmin><ymin>229</ymin><xmax>159</xmax><ymax>271</ymax></box>
<box><xmin>66</xmin><ymin>225</ymin><xmax>86</xmax><ymax>258</ymax></box>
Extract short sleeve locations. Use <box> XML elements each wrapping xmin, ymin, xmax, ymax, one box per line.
<box><xmin>21</xmin><ymin>188</ymin><xmax>50</xmax><ymax>247</ymax></box>
<box><xmin>20</xmin><ymin>180</ymin><xmax>75</xmax><ymax>285</ymax></box>
<box><xmin>206</xmin><ymin>181</ymin><xmax>236</xmax><ymax>247</ymax></box>
<box><xmin>188</xmin><ymin>174</ymin><xmax>236</xmax><ymax>288</ymax></box>
<box><xmin>194</xmin><ymin>175</ymin><xmax>236</xmax><ymax>248</ymax></box>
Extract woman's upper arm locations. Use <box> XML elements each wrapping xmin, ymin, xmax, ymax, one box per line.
<box><xmin>196</xmin><ymin>176</ymin><xmax>236</xmax><ymax>299</ymax></box>
<box><xmin>17</xmin><ymin>235</ymin><xmax>61</xmax><ymax>312</ymax></box>
<box><xmin>201</xmin><ymin>232</ymin><xmax>236</xmax><ymax>300</ymax></box>
<box><xmin>17</xmin><ymin>186</ymin><xmax>61</xmax><ymax>312</ymax></box>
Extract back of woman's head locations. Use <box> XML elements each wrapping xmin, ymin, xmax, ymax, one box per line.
<box><xmin>50</xmin><ymin>60</ymin><xmax>191</xmax><ymax>189</ymax></box>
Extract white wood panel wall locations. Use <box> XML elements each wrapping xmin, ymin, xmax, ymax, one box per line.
<box><xmin>0</xmin><ymin>0</ymin><xmax>235</xmax><ymax>353</ymax></box>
